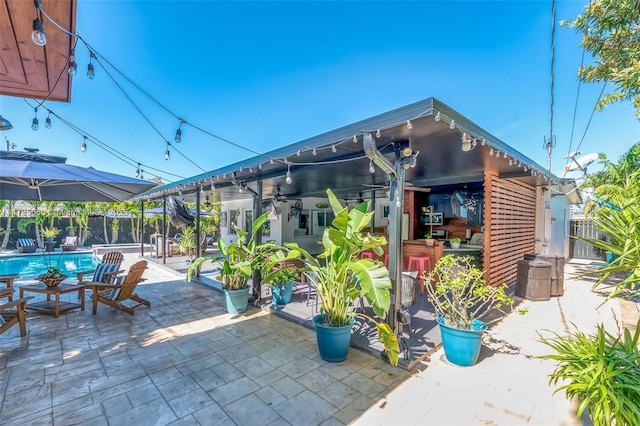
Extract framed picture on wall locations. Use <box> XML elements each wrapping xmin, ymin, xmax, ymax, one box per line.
<box><xmin>383</xmin><ymin>205</ymin><xmax>390</xmax><ymax>218</ymax></box>
<box><xmin>220</xmin><ymin>211</ymin><xmax>228</xmax><ymax>228</ymax></box>
<box><xmin>229</xmin><ymin>209</ymin><xmax>239</xmax><ymax>234</ymax></box>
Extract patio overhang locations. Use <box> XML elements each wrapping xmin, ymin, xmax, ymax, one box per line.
<box><xmin>0</xmin><ymin>0</ymin><xmax>77</xmax><ymax>103</ymax></box>
<box><xmin>134</xmin><ymin>97</ymin><xmax>565</xmax><ymax>203</ymax></box>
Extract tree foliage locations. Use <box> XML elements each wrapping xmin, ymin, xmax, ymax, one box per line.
<box><xmin>563</xmin><ymin>0</ymin><xmax>640</xmax><ymax>115</ymax></box>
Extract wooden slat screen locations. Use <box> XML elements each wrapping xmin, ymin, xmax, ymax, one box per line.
<box><xmin>484</xmin><ymin>171</ymin><xmax>537</xmax><ymax>287</ymax></box>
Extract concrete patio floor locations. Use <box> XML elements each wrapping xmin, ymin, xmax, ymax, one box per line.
<box><xmin>1</xmin><ymin>254</ymin><xmax>638</xmax><ymax>425</ymax></box>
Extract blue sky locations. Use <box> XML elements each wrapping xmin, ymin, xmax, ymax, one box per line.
<box><xmin>1</xmin><ymin>0</ymin><xmax>638</xmax><ymax>184</ymax></box>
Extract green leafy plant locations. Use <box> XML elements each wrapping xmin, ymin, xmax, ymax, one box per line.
<box><xmin>450</xmin><ymin>237</ymin><xmax>461</xmax><ymax>244</ymax></box>
<box><xmin>262</xmin><ymin>267</ymin><xmax>299</xmax><ymax>288</ymax></box>
<box><xmin>187</xmin><ymin>211</ymin><xmax>273</xmax><ymax>290</ymax></box>
<box><xmin>277</xmin><ymin>188</ymin><xmax>399</xmax><ymax>366</ymax></box>
<box><xmin>177</xmin><ymin>226</ymin><xmax>197</xmax><ymax>258</ymax></box>
<box><xmin>41</xmin><ymin>226</ymin><xmax>61</xmax><ymax>239</ymax></box>
<box><xmin>37</xmin><ymin>266</ymin><xmax>66</xmax><ymax>281</ymax></box>
<box><xmin>423</xmin><ymin>255</ymin><xmax>515</xmax><ymax>330</ymax></box>
<box><xmin>538</xmin><ymin>320</ymin><xmax>640</xmax><ymax>425</ymax></box>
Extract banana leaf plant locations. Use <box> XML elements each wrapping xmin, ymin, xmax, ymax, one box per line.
<box><xmin>187</xmin><ymin>211</ymin><xmax>273</xmax><ymax>290</ymax></box>
<box><xmin>269</xmin><ymin>188</ymin><xmax>399</xmax><ymax>366</ymax></box>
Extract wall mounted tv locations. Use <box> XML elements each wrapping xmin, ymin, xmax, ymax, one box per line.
<box><xmin>420</xmin><ymin>212</ymin><xmax>443</xmax><ymax>225</ymax></box>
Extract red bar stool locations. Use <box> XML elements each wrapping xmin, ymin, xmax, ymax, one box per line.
<box><xmin>360</xmin><ymin>251</ymin><xmax>375</xmax><ymax>260</ymax></box>
<box><xmin>407</xmin><ymin>256</ymin><xmax>431</xmax><ymax>294</ymax></box>
<box><xmin>383</xmin><ymin>254</ymin><xmax>389</xmax><ymax>268</ymax></box>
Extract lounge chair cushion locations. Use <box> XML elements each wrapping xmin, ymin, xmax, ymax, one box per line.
<box><xmin>94</xmin><ymin>263</ymin><xmax>120</xmax><ymax>284</ymax></box>
<box><xmin>17</xmin><ymin>238</ymin><xmax>35</xmax><ymax>247</ymax></box>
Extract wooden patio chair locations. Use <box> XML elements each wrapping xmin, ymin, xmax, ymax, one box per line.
<box><xmin>16</xmin><ymin>238</ymin><xmax>37</xmax><ymax>253</ymax></box>
<box><xmin>60</xmin><ymin>236</ymin><xmax>78</xmax><ymax>251</ymax></box>
<box><xmin>76</xmin><ymin>251</ymin><xmax>125</xmax><ymax>283</ymax></box>
<box><xmin>0</xmin><ymin>296</ymin><xmax>34</xmax><ymax>337</ymax></box>
<box><xmin>88</xmin><ymin>260</ymin><xmax>150</xmax><ymax>315</ymax></box>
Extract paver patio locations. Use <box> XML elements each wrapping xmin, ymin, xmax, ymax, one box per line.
<box><xmin>1</xmin><ymin>255</ymin><xmax>637</xmax><ymax>425</ymax></box>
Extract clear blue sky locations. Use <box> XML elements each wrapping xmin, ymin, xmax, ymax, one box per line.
<box><xmin>1</xmin><ymin>0</ymin><xmax>638</xmax><ymax>184</ymax></box>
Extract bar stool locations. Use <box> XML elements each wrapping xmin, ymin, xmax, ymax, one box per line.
<box><xmin>383</xmin><ymin>254</ymin><xmax>389</xmax><ymax>268</ymax></box>
<box><xmin>360</xmin><ymin>251</ymin><xmax>375</xmax><ymax>260</ymax></box>
<box><xmin>407</xmin><ymin>256</ymin><xmax>431</xmax><ymax>294</ymax></box>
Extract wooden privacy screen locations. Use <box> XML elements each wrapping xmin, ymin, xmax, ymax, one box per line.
<box><xmin>484</xmin><ymin>171</ymin><xmax>537</xmax><ymax>287</ymax></box>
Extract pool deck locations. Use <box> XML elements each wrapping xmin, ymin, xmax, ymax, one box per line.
<box><xmin>1</xmin><ymin>253</ymin><xmax>638</xmax><ymax>425</ymax></box>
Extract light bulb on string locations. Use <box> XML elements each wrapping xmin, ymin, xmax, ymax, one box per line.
<box><xmin>489</xmin><ymin>148</ymin><xmax>494</xmax><ymax>156</ymax></box>
<box><xmin>31</xmin><ymin>17</ymin><xmax>46</xmax><ymax>46</ymax></box>
<box><xmin>375</xmin><ymin>129</ymin><xmax>381</xmax><ymax>138</ymax></box>
<box><xmin>296</xmin><ymin>149</ymin><xmax>301</xmax><ymax>156</ymax></box>
<box><xmin>165</xmin><ymin>144</ymin><xmax>170</xmax><ymax>160</ymax></box>
<box><xmin>312</xmin><ymin>148</ymin><xmax>317</xmax><ymax>156</ymax></box>
<box><xmin>449</xmin><ymin>120</ymin><xmax>455</xmax><ymax>129</ymax></box>
<box><xmin>331</xmin><ymin>145</ymin><xmax>337</xmax><ymax>153</ymax></box>
<box><xmin>481</xmin><ymin>138</ymin><xmax>486</xmax><ymax>146</ymax></box>
<box><xmin>258</xmin><ymin>163</ymin><xmax>262</xmax><ymax>170</ymax></box>
<box><xmin>249</xmin><ymin>167</ymin><xmax>253</xmax><ymax>173</ymax></box>
<box><xmin>270</xmin><ymin>158</ymin><xmax>274</xmax><ymax>164</ymax></box>
<box><xmin>239</xmin><ymin>166</ymin><xmax>243</xmax><ymax>172</ymax></box>
<box><xmin>44</xmin><ymin>112</ymin><xmax>51</xmax><ymax>129</ymax></box>
<box><xmin>286</xmin><ymin>165</ymin><xmax>292</xmax><ymax>184</ymax></box>
<box><xmin>87</xmin><ymin>51</ymin><xmax>96</xmax><ymax>79</ymax></box>
<box><xmin>81</xmin><ymin>136</ymin><xmax>87</xmax><ymax>152</ymax></box>
<box><xmin>174</xmin><ymin>119</ymin><xmax>184</xmax><ymax>143</ymax></box>
<box><xmin>31</xmin><ymin>108</ymin><xmax>39</xmax><ymax>131</ymax></box>
<box><xmin>406</xmin><ymin>120</ymin><xmax>412</xmax><ymax>130</ymax></box>
<box><xmin>353</xmin><ymin>135</ymin><xmax>358</xmax><ymax>143</ymax></box>
<box><xmin>200</xmin><ymin>187</ymin><xmax>205</xmax><ymax>195</ymax></box>
<box><xmin>369</xmin><ymin>159</ymin><xmax>375</xmax><ymax>174</ymax></box>
<box><xmin>434</xmin><ymin>112</ymin><xmax>441</xmax><ymax>121</ymax></box>
<box><xmin>503</xmin><ymin>152</ymin><xmax>507</xmax><ymax>158</ymax></box>
<box><xmin>68</xmin><ymin>48</ymin><xmax>77</xmax><ymax>76</ymax></box>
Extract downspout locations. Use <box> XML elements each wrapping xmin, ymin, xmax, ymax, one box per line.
<box><xmin>140</xmin><ymin>200</ymin><xmax>144</xmax><ymax>258</ymax></box>
<box><xmin>363</xmin><ymin>133</ymin><xmax>400</xmax><ymax>332</ymax></box>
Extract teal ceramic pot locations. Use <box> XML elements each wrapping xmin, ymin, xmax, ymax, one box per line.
<box><xmin>224</xmin><ymin>287</ymin><xmax>249</xmax><ymax>314</ymax></box>
<box><xmin>271</xmin><ymin>281</ymin><xmax>294</xmax><ymax>305</ymax></box>
<box><xmin>437</xmin><ymin>316</ymin><xmax>487</xmax><ymax>366</ymax></box>
<box><xmin>313</xmin><ymin>314</ymin><xmax>355</xmax><ymax>362</ymax></box>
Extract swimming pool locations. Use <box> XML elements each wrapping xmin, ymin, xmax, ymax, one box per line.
<box><xmin>0</xmin><ymin>252</ymin><xmax>99</xmax><ymax>279</ymax></box>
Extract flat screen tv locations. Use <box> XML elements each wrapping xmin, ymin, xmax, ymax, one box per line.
<box><xmin>420</xmin><ymin>212</ymin><xmax>443</xmax><ymax>225</ymax></box>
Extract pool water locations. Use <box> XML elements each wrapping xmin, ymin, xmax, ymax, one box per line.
<box><xmin>0</xmin><ymin>252</ymin><xmax>99</xmax><ymax>279</ymax></box>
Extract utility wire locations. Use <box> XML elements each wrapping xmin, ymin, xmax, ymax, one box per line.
<box><xmin>575</xmin><ymin>82</ymin><xmax>608</xmax><ymax>154</ymax></box>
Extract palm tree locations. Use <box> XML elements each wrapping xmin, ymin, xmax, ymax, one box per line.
<box><xmin>0</xmin><ymin>200</ymin><xmax>16</xmax><ymax>249</ymax></box>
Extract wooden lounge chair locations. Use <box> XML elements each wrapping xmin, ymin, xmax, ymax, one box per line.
<box><xmin>16</xmin><ymin>238</ymin><xmax>37</xmax><ymax>253</ymax></box>
<box><xmin>0</xmin><ymin>296</ymin><xmax>34</xmax><ymax>337</ymax></box>
<box><xmin>88</xmin><ymin>260</ymin><xmax>150</xmax><ymax>315</ymax></box>
<box><xmin>76</xmin><ymin>251</ymin><xmax>124</xmax><ymax>283</ymax></box>
<box><xmin>60</xmin><ymin>236</ymin><xmax>78</xmax><ymax>251</ymax></box>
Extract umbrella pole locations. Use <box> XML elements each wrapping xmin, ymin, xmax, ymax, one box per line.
<box><xmin>140</xmin><ymin>200</ymin><xmax>145</xmax><ymax>258</ymax></box>
<box><xmin>162</xmin><ymin>197</ymin><xmax>167</xmax><ymax>265</ymax></box>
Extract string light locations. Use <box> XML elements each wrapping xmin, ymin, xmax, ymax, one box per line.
<box><xmin>136</xmin><ymin>163</ymin><xmax>141</xmax><ymax>178</ymax></box>
<box><xmin>239</xmin><ymin>166</ymin><xmax>244</xmax><ymax>172</ymax></box>
<box><xmin>508</xmin><ymin>159</ymin><xmax>513</xmax><ymax>166</ymax></box>
<box><xmin>461</xmin><ymin>133</ymin><xmax>472</xmax><ymax>152</ymax></box>
<box><xmin>286</xmin><ymin>164</ymin><xmax>292</xmax><ymax>184</ymax></box>
<box><xmin>45</xmin><ymin>112</ymin><xmax>52</xmax><ymax>129</ymax></box>
<box><xmin>68</xmin><ymin>48</ymin><xmax>77</xmax><ymax>76</ymax></box>
<box><xmin>81</xmin><ymin>136</ymin><xmax>87</xmax><ymax>152</ymax></box>
<box><xmin>331</xmin><ymin>145</ymin><xmax>337</xmax><ymax>153</ymax></box>
<box><xmin>249</xmin><ymin>167</ymin><xmax>253</xmax><ymax>173</ymax></box>
<box><xmin>31</xmin><ymin>1</ymin><xmax>46</xmax><ymax>46</ymax></box>
<box><xmin>375</xmin><ymin>129</ymin><xmax>381</xmax><ymax>138</ymax></box>
<box><xmin>481</xmin><ymin>138</ymin><xmax>486</xmax><ymax>146</ymax></box>
<box><xmin>489</xmin><ymin>148</ymin><xmax>494</xmax><ymax>156</ymax></box>
<box><xmin>31</xmin><ymin>108</ymin><xmax>39</xmax><ymax>131</ymax></box>
<box><xmin>174</xmin><ymin>119</ymin><xmax>184</xmax><ymax>143</ymax></box>
<box><xmin>87</xmin><ymin>51</ymin><xmax>96</xmax><ymax>79</ymax></box>
<box><xmin>312</xmin><ymin>148</ymin><xmax>317</xmax><ymax>155</ymax></box>
<box><xmin>449</xmin><ymin>119</ymin><xmax>455</xmax><ymax>129</ymax></box>
<box><xmin>503</xmin><ymin>152</ymin><xmax>507</xmax><ymax>158</ymax></box>
<box><xmin>369</xmin><ymin>159</ymin><xmax>375</xmax><ymax>174</ymax></box>
<box><xmin>353</xmin><ymin>135</ymin><xmax>358</xmax><ymax>143</ymax></box>
<box><xmin>165</xmin><ymin>143</ymin><xmax>170</xmax><ymax>160</ymax></box>
<box><xmin>258</xmin><ymin>163</ymin><xmax>262</xmax><ymax>170</ymax></box>
<box><xmin>211</xmin><ymin>182</ymin><xmax>215</xmax><ymax>190</ymax></box>
<box><xmin>297</xmin><ymin>149</ymin><xmax>301</xmax><ymax>156</ymax></box>
<box><xmin>200</xmin><ymin>187</ymin><xmax>205</xmax><ymax>195</ymax></box>
<box><xmin>406</xmin><ymin>120</ymin><xmax>412</xmax><ymax>130</ymax></box>
<box><xmin>434</xmin><ymin>112</ymin><xmax>441</xmax><ymax>121</ymax></box>
<box><xmin>270</xmin><ymin>158</ymin><xmax>274</xmax><ymax>164</ymax></box>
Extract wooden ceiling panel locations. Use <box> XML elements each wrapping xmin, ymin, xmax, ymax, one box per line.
<box><xmin>0</xmin><ymin>0</ymin><xmax>76</xmax><ymax>102</ymax></box>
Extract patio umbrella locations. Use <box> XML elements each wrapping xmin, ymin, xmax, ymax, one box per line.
<box><xmin>0</xmin><ymin>150</ymin><xmax>157</xmax><ymax>201</ymax></box>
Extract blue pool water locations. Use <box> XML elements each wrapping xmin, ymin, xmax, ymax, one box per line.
<box><xmin>0</xmin><ymin>252</ymin><xmax>99</xmax><ymax>279</ymax></box>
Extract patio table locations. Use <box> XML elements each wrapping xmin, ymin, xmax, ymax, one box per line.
<box><xmin>20</xmin><ymin>283</ymin><xmax>85</xmax><ymax>318</ymax></box>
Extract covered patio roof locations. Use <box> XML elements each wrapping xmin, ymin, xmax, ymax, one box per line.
<box><xmin>134</xmin><ymin>97</ymin><xmax>563</xmax><ymax>202</ymax></box>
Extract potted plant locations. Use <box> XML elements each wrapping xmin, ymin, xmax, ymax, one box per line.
<box><xmin>450</xmin><ymin>237</ymin><xmax>461</xmax><ymax>249</ymax></box>
<box><xmin>41</xmin><ymin>226</ymin><xmax>60</xmax><ymax>242</ymax></box>
<box><xmin>424</xmin><ymin>255</ymin><xmax>515</xmax><ymax>366</ymax></box>
<box><xmin>187</xmin><ymin>212</ymin><xmax>273</xmax><ymax>314</ymax></box>
<box><xmin>177</xmin><ymin>226</ymin><xmax>197</xmax><ymax>259</ymax></box>
<box><xmin>424</xmin><ymin>233</ymin><xmax>435</xmax><ymax>247</ymax></box>
<box><xmin>37</xmin><ymin>266</ymin><xmax>67</xmax><ymax>287</ymax></box>
<box><xmin>276</xmin><ymin>189</ymin><xmax>399</xmax><ymax>366</ymax></box>
<box><xmin>262</xmin><ymin>266</ymin><xmax>299</xmax><ymax>306</ymax></box>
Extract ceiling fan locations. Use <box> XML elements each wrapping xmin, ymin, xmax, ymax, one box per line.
<box><xmin>362</xmin><ymin>182</ymin><xmax>431</xmax><ymax>193</ymax></box>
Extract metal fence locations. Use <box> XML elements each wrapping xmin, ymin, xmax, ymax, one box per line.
<box><xmin>569</xmin><ymin>219</ymin><xmax>606</xmax><ymax>260</ymax></box>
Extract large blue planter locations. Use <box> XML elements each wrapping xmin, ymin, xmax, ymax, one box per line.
<box><xmin>437</xmin><ymin>316</ymin><xmax>487</xmax><ymax>366</ymax></box>
<box><xmin>224</xmin><ymin>288</ymin><xmax>249</xmax><ymax>314</ymax></box>
<box><xmin>271</xmin><ymin>281</ymin><xmax>294</xmax><ymax>305</ymax></box>
<box><xmin>313</xmin><ymin>314</ymin><xmax>355</xmax><ymax>362</ymax></box>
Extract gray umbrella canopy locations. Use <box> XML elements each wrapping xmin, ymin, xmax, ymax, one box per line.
<box><xmin>0</xmin><ymin>150</ymin><xmax>157</xmax><ymax>202</ymax></box>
